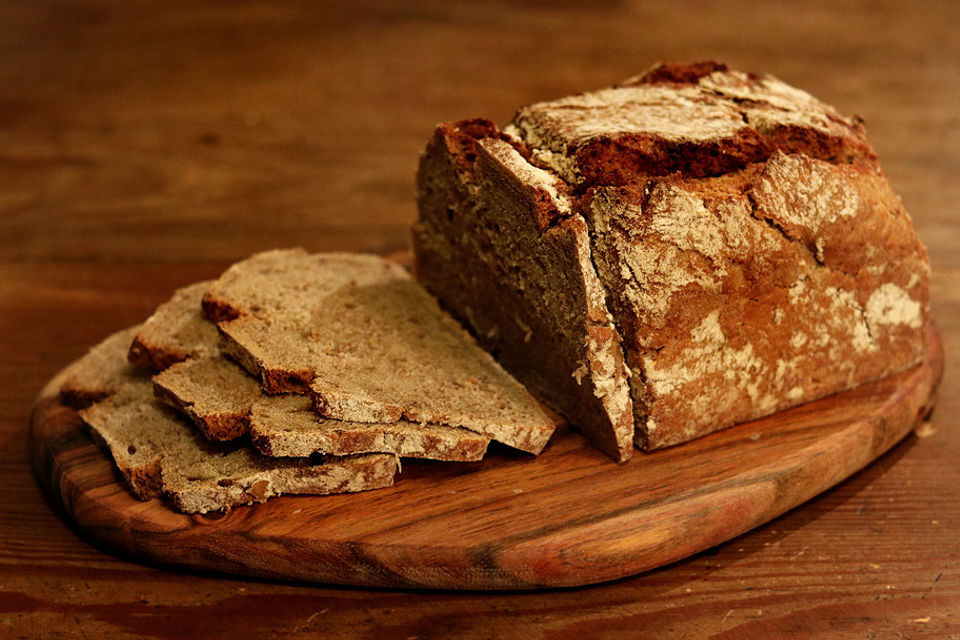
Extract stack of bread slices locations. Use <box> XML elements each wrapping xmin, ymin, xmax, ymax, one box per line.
<box><xmin>61</xmin><ymin>249</ymin><xmax>558</xmax><ymax>513</ymax></box>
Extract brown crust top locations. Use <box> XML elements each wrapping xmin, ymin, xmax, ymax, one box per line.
<box><xmin>631</xmin><ymin>61</ymin><xmax>730</xmax><ymax>85</ymax></box>
<box><xmin>433</xmin><ymin>118</ymin><xmax>517</xmax><ymax>179</ymax></box>
<box><xmin>508</xmin><ymin>62</ymin><xmax>875</xmax><ymax>187</ymax></box>
<box><xmin>574</xmin><ymin>127</ymin><xmax>770</xmax><ymax>187</ymax></box>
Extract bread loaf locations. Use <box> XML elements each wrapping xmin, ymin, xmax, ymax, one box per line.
<box><xmin>414</xmin><ymin>61</ymin><xmax>930</xmax><ymax>458</ymax></box>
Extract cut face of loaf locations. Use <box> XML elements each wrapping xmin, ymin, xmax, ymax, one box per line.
<box><xmin>68</xmin><ymin>327</ymin><xmax>397</xmax><ymax>513</ymax></box>
<box><xmin>413</xmin><ymin>125</ymin><xmax>635</xmax><ymax>461</ymax></box>
<box><xmin>138</xmin><ymin>274</ymin><xmax>491</xmax><ymax>461</ymax></box>
<box><xmin>205</xmin><ymin>249</ymin><xmax>557</xmax><ymax>454</ymax></box>
<box><xmin>413</xmin><ymin>61</ymin><xmax>930</xmax><ymax>456</ymax></box>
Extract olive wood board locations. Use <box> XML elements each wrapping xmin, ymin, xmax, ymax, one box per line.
<box><xmin>30</xmin><ymin>326</ymin><xmax>942</xmax><ymax>591</ymax></box>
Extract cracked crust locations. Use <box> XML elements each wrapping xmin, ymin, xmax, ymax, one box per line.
<box><xmin>414</xmin><ymin>61</ymin><xmax>930</xmax><ymax>453</ymax></box>
<box><xmin>586</xmin><ymin>152</ymin><xmax>929</xmax><ymax>447</ymax></box>
<box><xmin>510</xmin><ymin>61</ymin><xmax>874</xmax><ymax>187</ymax></box>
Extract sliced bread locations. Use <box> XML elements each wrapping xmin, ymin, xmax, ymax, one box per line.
<box><xmin>142</xmin><ymin>279</ymin><xmax>492</xmax><ymax>460</ymax></box>
<box><xmin>60</xmin><ymin>325</ymin><xmax>143</xmax><ymax>408</ymax></box>
<box><xmin>207</xmin><ymin>249</ymin><xmax>558</xmax><ymax>454</ymax></box>
<box><xmin>155</xmin><ymin>355</ymin><xmax>490</xmax><ymax>461</ymax></box>
<box><xmin>66</xmin><ymin>327</ymin><xmax>397</xmax><ymax>513</ymax></box>
<box><xmin>128</xmin><ymin>281</ymin><xmax>220</xmax><ymax>371</ymax></box>
<box><xmin>153</xmin><ymin>355</ymin><xmax>263</xmax><ymax>441</ymax></box>
<box><xmin>249</xmin><ymin>394</ymin><xmax>489</xmax><ymax>460</ymax></box>
<box><xmin>202</xmin><ymin>248</ymin><xmax>407</xmax><ymax>323</ymax></box>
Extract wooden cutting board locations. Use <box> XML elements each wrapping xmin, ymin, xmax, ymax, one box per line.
<box><xmin>30</xmin><ymin>327</ymin><xmax>942</xmax><ymax>591</ymax></box>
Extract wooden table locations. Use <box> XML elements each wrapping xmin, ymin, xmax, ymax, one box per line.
<box><xmin>2</xmin><ymin>1</ymin><xmax>957</xmax><ymax>637</ymax></box>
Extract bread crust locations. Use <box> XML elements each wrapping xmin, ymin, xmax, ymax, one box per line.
<box><xmin>585</xmin><ymin>153</ymin><xmax>929</xmax><ymax>447</ymax></box>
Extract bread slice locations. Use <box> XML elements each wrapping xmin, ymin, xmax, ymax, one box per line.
<box><xmin>202</xmin><ymin>249</ymin><xmax>406</xmax><ymax>323</ymax></box>
<box><xmin>60</xmin><ymin>325</ymin><xmax>142</xmax><ymax>408</ymax></box>
<box><xmin>155</xmin><ymin>355</ymin><xmax>490</xmax><ymax>461</ymax></box>
<box><xmin>67</xmin><ymin>327</ymin><xmax>397</xmax><ymax>513</ymax></box>
<box><xmin>414</xmin><ymin>61</ymin><xmax>930</xmax><ymax>454</ymax></box>
<box><xmin>153</xmin><ymin>355</ymin><xmax>263</xmax><ymax>441</ymax></box>
<box><xmin>207</xmin><ymin>249</ymin><xmax>557</xmax><ymax>454</ymax></box>
<box><xmin>249</xmin><ymin>394</ymin><xmax>489</xmax><ymax>460</ymax></box>
<box><xmin>128</xmin><ymin>281</ymin><xmax>220</xmax><ymax>371</ymax></box>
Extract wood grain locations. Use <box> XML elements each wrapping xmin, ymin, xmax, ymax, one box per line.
<box><xmin>2</xmin><ymin>0</ymin><xmax>959</xmax><ymax>636</ymax></box>
<box><xmin>28</xmin><ymin>327</ymin><xmax>942</xmax><ymax>590</ymax></box>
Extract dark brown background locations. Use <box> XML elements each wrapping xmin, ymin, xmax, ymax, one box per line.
<box><xmin>2</xmin><ymin>1</ymin><xmax>958</xmax><ymax>638</ymax></box>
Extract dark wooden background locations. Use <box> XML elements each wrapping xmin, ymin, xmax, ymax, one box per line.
<box><xmin>1</xmin><ymin>1</ymin><xmax>958</xmax><ymax>637</ymax></box>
